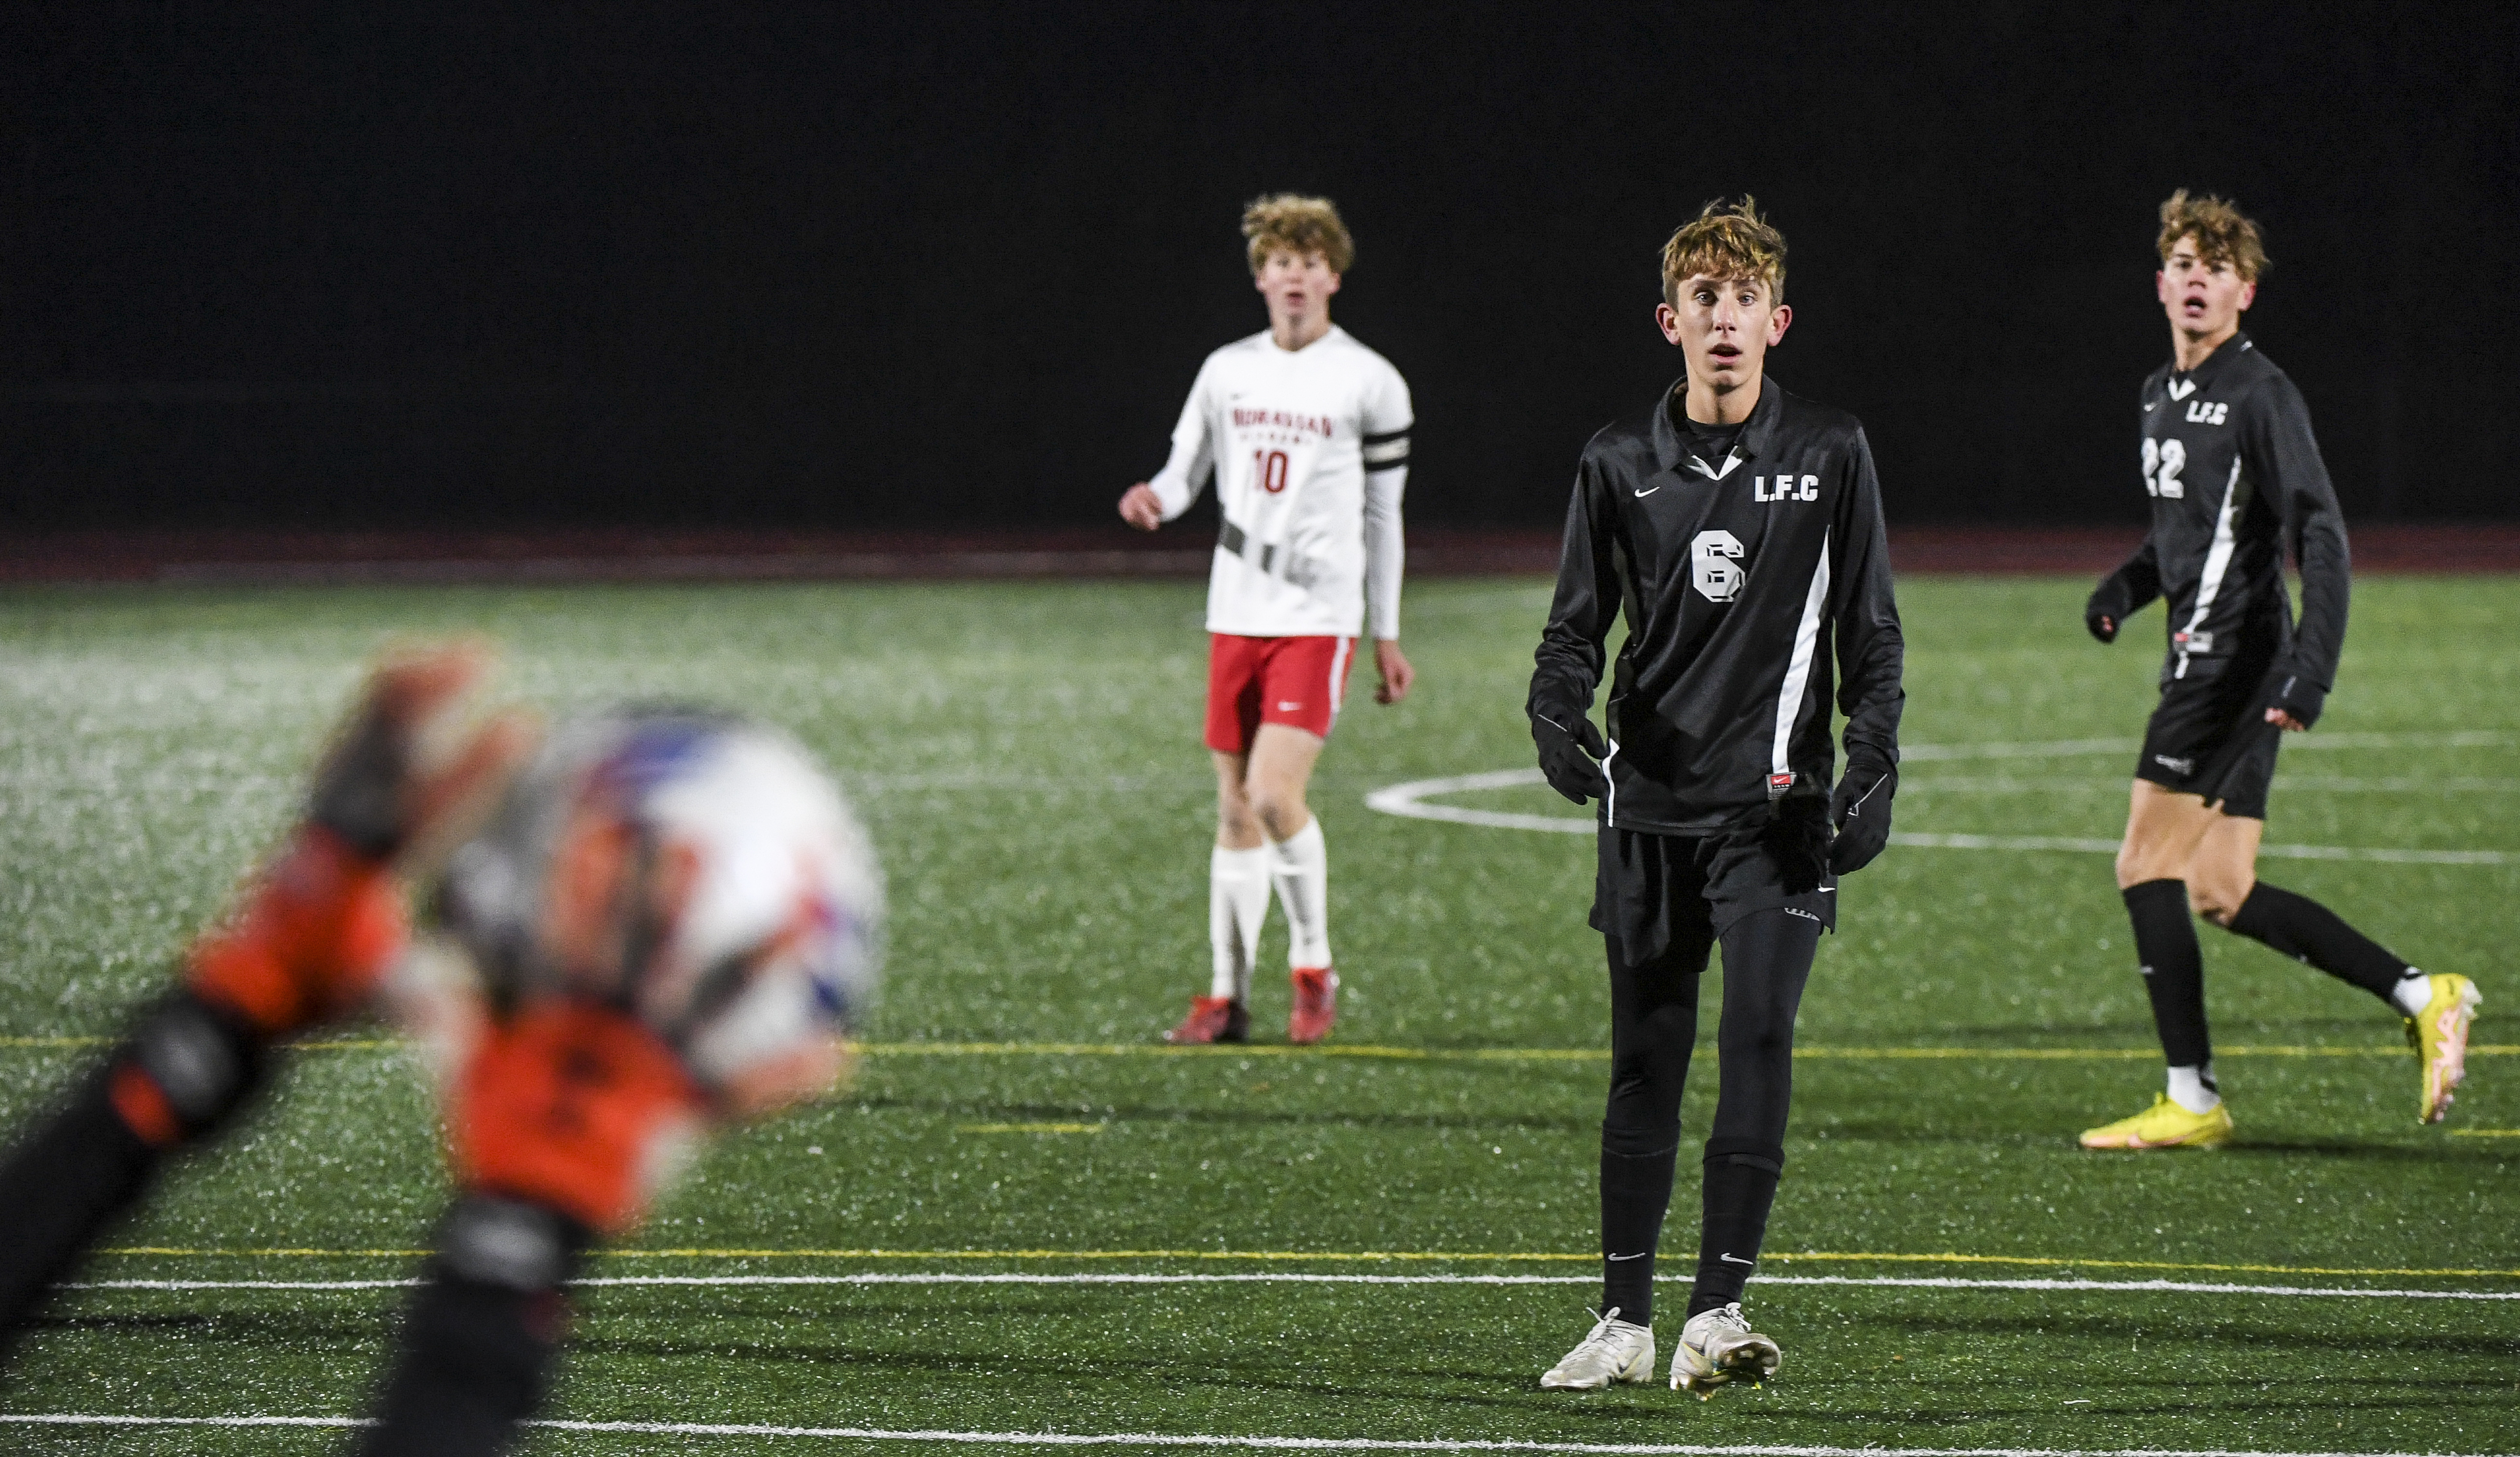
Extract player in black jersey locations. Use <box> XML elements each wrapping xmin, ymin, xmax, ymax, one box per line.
<box><xmin>1527</xmin><ymin>199</ymin><xmax>1903</xmax><ymax>1398</ymax></box>
<box><xmin>2078</xmin><ymin>191</ymin><xmax>2481</xmax><ymax>1150</ymax></box>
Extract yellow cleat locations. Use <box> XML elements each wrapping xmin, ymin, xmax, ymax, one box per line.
<box><xmin>2078</xmin><ymin>1094</ymin><xmax>2233</xmax><ymax>1150</ymax></box>
<box><xmin>2406</xmin><ymin>973</ymin><xmax>2482</xmax><ymax>1125</ymax></box>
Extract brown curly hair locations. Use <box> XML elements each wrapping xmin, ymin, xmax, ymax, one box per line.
<box><xmin>2157</xmin><ymin>189</ymin><xmax>2268</xmax><ymax>282</ymax></box>
<box><xmin>1242</xmin><ymin>194</ymin><xmax>1356</xmax><ymax>275</ymax></box>
<box><xmin>1661</xmin><ymin>196</ymin><xmax>1788</xmax><ymax>307</ymax></box>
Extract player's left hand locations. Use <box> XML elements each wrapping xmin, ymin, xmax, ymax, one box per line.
<box><xmin>2264</xmin><ymin>672</ymin><xmax>2325</xmax><ymax>732</ymax></box>
<box><xmin>1372</xmin><ymin>639</ymin><xmax>1413</xmax><ymax>705</ymax></box>
<box><xmin>1828</xmin><ymin>759</ymin><xmax>1897</xmax><ymax>875</ymax></box>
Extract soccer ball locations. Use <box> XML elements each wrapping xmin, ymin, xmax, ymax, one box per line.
<box><xmin>428</xmin><ymin>708</ymin><xmax>882</xmax><ymax>1094</ymax></box>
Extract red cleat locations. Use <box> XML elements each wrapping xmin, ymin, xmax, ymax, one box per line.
<box><xmin>1287</xmin><ymin>966</ymin><xmax>1339</xmax><ymax>1044</ymax></box>
<box><xmin>1163</xmin><ymin>995</ymin><xmax>1248</xmax><ymax>1045</ymax></box>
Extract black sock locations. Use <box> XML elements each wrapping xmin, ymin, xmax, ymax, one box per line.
<box><xmin>1689</xmin><ymin>1140</ymin><xmax>1782</xmax><ymax>1317</ymax></box>
<box><xmin>2223</xmin><ymin>883</ymin><xmax>2413</xmax><ymax>1005</ymax></box>
<box><xmin>2124</xmin><ymin>879</ymin><xmax>2210</xmax><ymax>1067</ymax></box>
<box><xmin>1600</xmin><ymin>1140</ymin><xmax>1677</xmax><ymax>1324</ymax></box>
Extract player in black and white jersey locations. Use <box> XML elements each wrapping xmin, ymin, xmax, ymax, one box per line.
<box><xmin>2078</xmin><ymin>191</ymin><xmax>2481</xmax><ymax>1150</ymax></box>
<box><xmin>1118</xmin><ymin>195</ymin><xmax>1414</xmax><ymax>1046</ymax></box>
<box><xmin>1527</xmin><ymin>199</ymin><xmax>1903</xmax><ymax>1398</ymax></box>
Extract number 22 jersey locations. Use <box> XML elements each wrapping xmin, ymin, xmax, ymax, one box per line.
<box><xmin>2095</xmin><ymin>332</ymin><xmax>2348</xmax><ymax>695</ymax></box>
<box><xmin>1147</xmin><ymin>326</ymin><xmax>1413</xmax><ymax>640</ymax></box>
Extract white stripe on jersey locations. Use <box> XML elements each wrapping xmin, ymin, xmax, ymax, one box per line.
<box><xmin>1328</xmin><ymin>636</ymin><xmax>1353</xmax><ymax>718</ymax></box>
<box><xmin>2174</xmin><ymin>458</ymin><xmax>2245</xmax><ymax>680</ymax></box>
<box><xmin>1775</xmin><ymin>530</ymin><xmax>1833</xmax><ymax>782</ymax></box>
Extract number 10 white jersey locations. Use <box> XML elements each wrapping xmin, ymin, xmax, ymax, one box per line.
<box><xmin>1147</xmin><ymin>326</ymin><xmax>1413</xmax><ymax>640</ymax></box>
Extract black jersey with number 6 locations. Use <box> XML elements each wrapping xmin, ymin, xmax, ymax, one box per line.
<box><xmin>1529</xmin><ymin>377</ymin><xmax>1905</xmax><ymax>835</ymax></box>
<box><xmin>2094</xmin><ymin>333</ymin><xmax>2348</xmax><ymax>696</ymax></box>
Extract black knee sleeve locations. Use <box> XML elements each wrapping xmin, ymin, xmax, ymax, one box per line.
<box><xmin>359</xmin><ymin>1195</ymin><xmax>591</xmax><ymax>1457</ymax></box>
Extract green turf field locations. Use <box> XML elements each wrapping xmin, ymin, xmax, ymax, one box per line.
<box><xmin>0</xmin><ymin>575</ymin><xmax>2512</xmax><ymax>1455</ymax></box>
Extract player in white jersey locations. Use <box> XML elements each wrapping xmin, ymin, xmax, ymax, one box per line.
<box><xmin>1118</xmin><ymin>194</ymin><xmax>1414</xmax><ymax>1045</ymax></box>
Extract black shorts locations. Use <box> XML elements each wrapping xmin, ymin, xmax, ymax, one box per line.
<box><xmin>1590</xmin><ymin>825</ymin><xmax>1835</xmax><ymax>965</ymax></box>
<box><xmin>2135</xmin><ymin>658</ymin><xmax>2282</xmax><ymax>820</ymax></box>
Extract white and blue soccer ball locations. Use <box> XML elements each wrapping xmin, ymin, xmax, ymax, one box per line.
<box><xmin>431</xmin><ymin>708</ymin><xmax>882</xmax><ymax>1093</ymax></box>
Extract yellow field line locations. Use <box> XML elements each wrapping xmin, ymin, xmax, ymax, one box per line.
<box><xmin>2450</xmin><ymin>1128</ymin><xmax>2520</xmax><ymax>1138</ymax></box>
<box><xmin>12</xmin><ymin>1036</ymin><xmax>2509</xmax><ymax>1061</ymax></box>
<box><xmin>88</xmin><ymin>1245</ymin><xmax>2520</xmax><ymax>1279</ymax></box>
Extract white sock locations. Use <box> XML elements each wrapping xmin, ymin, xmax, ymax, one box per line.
<box><xmin>2166</xmin><ymin>1064</ymin><xmax>2221</xmax><ymax>1114</ymax></box>
<box><xmin>1268</xmin><ymin>817</ymin><xmax>1332</xmax><ymax>970</ymax></box>
<box><xmin>1208</xmin><ymin>844</ymin><xmax>1271</xmax><ymax>1002</ymax></box>
<box><xmin>2391</xmin><ymin>968</ymin><xmax>2433</xmax><ymax>1018</ymax></box>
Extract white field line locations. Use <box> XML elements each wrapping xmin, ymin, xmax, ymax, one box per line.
<box><xmin>1366</xmin><ymin>736</ymin><xmax>2518</xmax><ymax>864</ymax></box>
<box><xmin>0</xmin><ymin>1417</ymin><xmax>2475</xmax><ymax>1456</ymax></box>
<box><xmin>60</xmin><ymin>1271</ymin><xmax>2520</xmax><ymax>1301</ymax></box>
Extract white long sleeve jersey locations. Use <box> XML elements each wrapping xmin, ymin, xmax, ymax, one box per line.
<box><xmin>1149</xmin><ymin>326</ymin><xmax>1412</xmax><ymax>639</ymax></box>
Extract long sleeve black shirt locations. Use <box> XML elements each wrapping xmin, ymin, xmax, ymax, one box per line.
<box><xmin>2092</xmin><ymin>333</ymin><xmax>2349</xmax><ymax>691</ymax></box>
<box><xmin>1529</xmin><ymin>377</ymin><xmax>1905</xmax><ymax>834</ymax></box>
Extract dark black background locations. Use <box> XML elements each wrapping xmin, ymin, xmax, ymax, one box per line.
<box><xmin>6</xmin><ymin>3</ymin><xmax>2513</xmax><ymax>533</ymax></box>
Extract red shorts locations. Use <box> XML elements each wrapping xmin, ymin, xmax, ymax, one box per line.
<box><xmin>1204</xmin><ymin>633</ymin><xmax>1357</xmax><ymax>753</ymax></box>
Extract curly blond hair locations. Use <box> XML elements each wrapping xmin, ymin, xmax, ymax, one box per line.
<box><xmin>1242</xmin><ymin>194</ymin><xmax>1355</xmax><ymax>275</ymax></box>
<box><xmin>1661</xmin><ymin>196</ymin><xmax>1787</xmax><ymax>307</ymax></box>
<box><xmin>2157</xmin><ymin>189</ymin><xmax>2268</xmax><ymax>282</ymax></box>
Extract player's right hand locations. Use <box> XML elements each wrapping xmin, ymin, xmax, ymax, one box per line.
<box><xmin>2083</xmin><ymin>582</ymin><xmax>2127</xmax><ymax>644</ymax></box>
<box><xmin>309</xmin><ymin>642</ymin><xmax>540</xmax><ymax>870</ymax></box>
<box><xmin>1118</xmin><ymin>482</ymin><xmax>1164</xmax><ymax>532</ymax></box>
<box><xmin>186</xmin><ymin>644</ymin><xmax>537</xmax><ymax>1037</ymax></box>
<box><xmin>1531</xmin><ymin>711</ymin><xmax>1609</xmax><ymax>804</ymax></box>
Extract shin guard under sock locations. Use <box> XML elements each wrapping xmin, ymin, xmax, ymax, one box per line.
<box><xmin>1600</xmin><ymin>1138</ymin><xmax>1679</xmax><ymax>1324</ymax></box>
<box><xmin>2124</xmin><ymin>879</ymin><xmax>2210</xmax><ymax>1068</ymax></box>
<box><xmin>1689</xmin><ymin>1140</ymin><xmax>1783</xmax><ymax>1317</ymax></box>
<box><xmin>2223</xmin><ymin>882</ymin><xmax>2412</xmax><ymax>1004</ymax></box>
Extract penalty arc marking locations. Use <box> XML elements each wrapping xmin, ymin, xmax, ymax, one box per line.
<box><xmin>1364</xmin><ymin>733</ymin><xmax>2516</xmax><ymax>865</ymax></box>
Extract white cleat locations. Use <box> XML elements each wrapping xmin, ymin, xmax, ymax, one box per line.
<box><xmin>1540</xmin><ymin>1307</ymin><xmax>1655</xmax><ymax>1390</ymax></box>
<box><xmin>1670</xmin><ymin>1302</ymin><xmax>1781</xmax><ymax>1399</ymax></box>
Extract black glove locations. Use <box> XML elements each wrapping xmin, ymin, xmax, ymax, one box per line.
<box><xmin>2267</xmin><ymin>671</ymin><xmax>2328</xmax><ymax>730</ymax></box>
<box><xmin>2084</xmin><ymin>580</ymin><xmax>2129</xmax><ymax>644</ymax></box>
<box><xmin>1530</xmin><ymin>710</ymin><xmax>1609</xmax><ymax>805</ymax></box>
<box><xmin>1828</xmin><ymin>759</ymin><xmax>1896</xmax><ymax>875</ymax></box>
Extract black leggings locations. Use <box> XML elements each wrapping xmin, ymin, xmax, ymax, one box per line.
<box><xmin>1599</xmin><ymin>909</ymin><xmax>1819</xmax><ymax>1323</ymax></box>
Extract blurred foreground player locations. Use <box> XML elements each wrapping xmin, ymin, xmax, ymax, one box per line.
<box><xmin>1527</xmin><ymin>200</ymin><xmax>1902</xmax><ymax>1397</ymax></box>
<box><xmin>0</xmin><ymin>646</ymin><xmax>881</xmax><ymax>1455</ymax></box>
<box><xmin>2078</xmin><ymin>192</ymin><xmax>2479</xmax><ymax>1150</ymax></box>
<box><xmin>1118</xmin><ymin>194</ymin><xmax>1414</xmax><ymax>1044</ymax></box>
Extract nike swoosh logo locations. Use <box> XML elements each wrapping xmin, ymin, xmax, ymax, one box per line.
<box><xmin>1719</xmin><ymin>1253</ymin><xmax>1753</xmax><ymax>1266</ymax></box>
<box><xmin>1606</xmin><ymin>1252</ymin><xmax>1650</xmax><ymax>1262</ymax></box>
<box><xmin>1818</xmin><ymin>886</ymin><xmax>1835</xmax><ymax>893</ymax></box>
<box><xmin>1633</xmin><ymin>486</ymin><xmax>1661</xmax><ymax>498</ymax></box>
<box><xmin>2144</xmin><ymin>402</ymin><xmax>2158</xmax><ymax>412</ymax></box>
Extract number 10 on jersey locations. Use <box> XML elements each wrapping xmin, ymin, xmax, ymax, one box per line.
<box><xmin>1252</xmin><ymin>449</ymin><xmax>1290</xmax><ymax>494</ymax></box>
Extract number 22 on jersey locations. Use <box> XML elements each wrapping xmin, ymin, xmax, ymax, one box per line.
<box><xmin>2142</xmin><ymin>437</ymin><xmax>2187</xmax><ymax>500</ymax></box>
